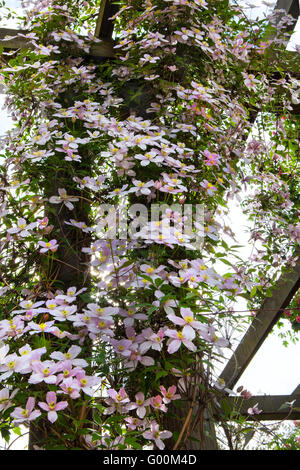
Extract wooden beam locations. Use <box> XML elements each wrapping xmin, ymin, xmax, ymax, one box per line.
<box><xmin>274</xmin><ymin>0</ymin><xmax>300</xmax><ymax>31</ymax></box>
<box><xmin>292</xmin><ymin>384</ymin><xmax>300</xmax><ymax>394</ymax></box>
<box><xmin>0</xmin><ymin>28</ymin><xmax>114</xmax><ymax>57</ymax></box>
<box><xmin>0</xmin><ymin>28</ymin><xmax>114</xmax><ymax>92</ymax></box>
<box><xmin>219</xmin><ymin>248</ymin><xmax>300</xmax><ymax>389</ymax></box>
<box><xmin>275</xmin><ymin>0</ymin><xmax>299</xmax><ymax>18</ymax></box>
<box><xmin>221</xmin><ymin>388</ymin><xmax>300</xmax><ymax>421</ymax></box>
<box><xmin>94</xmin><ymin>0</ymin><xmax>119</xmax><ymax>39</ymax></box>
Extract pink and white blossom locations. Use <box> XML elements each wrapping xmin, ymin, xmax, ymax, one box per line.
<box><xmin>38</xmin><ymin>391</ymin><xmax>68</xmax><ymax>423</ymax></box>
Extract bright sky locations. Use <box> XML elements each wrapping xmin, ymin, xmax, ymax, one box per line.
<box><xmin>0</xmin><ymin>0</ymin><xmax>299</xmax><ymax>450</ymax></box>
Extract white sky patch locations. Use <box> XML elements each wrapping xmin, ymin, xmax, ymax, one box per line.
<box><xmin>1</xmin><ymin>0</ymin><xmax>24</xmax><ymax>28</ymax></box>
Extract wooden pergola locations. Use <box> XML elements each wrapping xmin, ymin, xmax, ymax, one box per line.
<box><xmin>220</xmin><ymin>247</ymin><xmax>300</xmax><ymax>421</ymax></box>
<box><xmin>0</xmin><ymin>0</ymin><xmax>299</xmax><ymax>438</ymax></box>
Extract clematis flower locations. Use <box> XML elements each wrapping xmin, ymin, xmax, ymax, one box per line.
<box><xmin>11</xmin><ymin>397</ymin><xmax>41</xmax><ymax>424</ymax></box>
<box><xmin>49</xmin><ymin>188</ymin><xmax>79</xmax><ymax>210</ymax></box>
<box><xmin>124</xmin><ymin>345</ymin><xmax>155</xmax><ymax>370</ymax></box>
<box><xmin>150</xmin><ymin>395</ymin><xmax>167</xmax><ymax>412</ymax></box>
<box><xmin>139</xmin><ymin>328</ymin><xmax>165</xmax><ymax>354</ymax></box>
<box><xmin>50</xmin><ymin>304</ymin><xmax>77</xmax><ymax>322</ymax></box>
<box><xmin>0</xmin><ymin>317</ymin><xmax>25</xmax><ymax>339</ymax></box>
<box><xmin>65</xmin><ymin>219</ymin><xmax>93</xmax><ymax>233</ymax></box>
<box><xmin>174</xmin><ymin>27</ymin><xmax>194</xmax><ymax>42</ymax></box>
<box><xmin>165</xmin><ymin>325</ymin><xmax>196</xmax><ymax>353</ymax></box>
<box><xmin>118</xmin><ymin>308</ymin><xmax>147</xmax><ymax>327</ymax></box>
<box><xmin>153</xmin><ymin>290</ymin><xmax>178</xmax><ymax>314</ymax></box>
<box><xmin>167</xmin><ymin>307</ymin><xmax>206</xmax><ymax>331</ymax></box>
<box><xmin>58</xmin><ymin>376</ymin><xmax>81</xmax><ymax>399</ymax></box>
<box><xmin>75</xmin><ymin>370</ymin><xmax>101</xmax><ymax>396</ymax></box>
<box><xmin>104</xmin><ymin>388</ymin><xmax>130</xmax><ymax>414</ymax></box>
<box><xmin>159</xmin><ymin>385</ymin><xmax>180</xmax><ymax>404</ymax></box>
<box><xmin>0</xmin><ymin>343</ymin><xmax>10</xmax><ymax>364</ymax></box>
<box><xmin>135</xmin><ymin>151</ymin><xmax>163</xmax><ymax>166</ymax></box>
<box><xmin>247</xmin><ymin>403</ymin><xmax>262</xmax><ymax>415</ymax></box>
<box><xmin>38</xmin><ymin>239</ymin><xmax>58</xmax><ymax>253</ymax></box>
<box><xmin>28</xmin><ymin>360</ymin><xmax>59</xmax><ymax>384</ymax></box>
<box><xmin>28</xmin><ymin>320</ymin><xmax>56</xmax><ymax>335</ymax></box>
<box><xmin>38</xmin><ymin>391</ymin><xmax>68</xmax><ymax>423</ymax></box>
<box><xmin>130</xmin><ymin>392</ymin><xmax>151</xmax><ymax>418</ymax></box>
<box><xmin>0</xmin><ymin>387</ymin><xmax>18</xmax><ymax>411</ymax></box>
<box><xmin>128</xmin><ymin>179</ymin><xmax>155</xmax><ymax>196</ymax></box>
<box><xmin>200</xmin><ymin>179</ymin><xmax>217</xmax><ymax>195</ymax></box>
<box><xmin>0</xmin><ymin>353</ymin><xmax>28</xmax><ymax>381</ymax></box>
<box><xmin>241</xmin><ymin>72</ymin><xmax>260</xmax><ymax>91</ymax></box>
<box><xmin>203</xmin><ymin>149</ymin><xmax>221</xmax><ymax>167</ymax></box>
<box><xmin>110</xmin><ymin>339</ymin><xmax>133</xmax><ymax>357</ymax></box>
<box><xmin>7</xmin><ymin>218</ymin><xmax>36</xmax><ymax>237</ymax></box>
<box><xmin>12</xmin><ymin>299</ymin><xmax>45</xmax><ymax>314</ymax></box>
<box><xmin>16</xmin><ymin>346</ymin><xmax>47</xmax><ymax>374</ymax></box>
<box><xmin>142</xmin><ymin>422</ymin><xmax>172</xmax><ymax>450</ymax></box>
<box><xmin>50</xmin><ymin>345</ymin><xmax>88</xmax><ymax>367</ymax></box>
<box><xmin>125</xmin><ymin>416</ymin><xmax>144</xmax><ymax>430</ymax></box>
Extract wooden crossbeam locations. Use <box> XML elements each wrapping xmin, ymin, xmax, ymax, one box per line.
<box><xmin>94</xmin><ymin>0</ymin><xmax>119</xmax><ymax>39</ymax></box>
<box><xmin>0</xmin><ymin>28</ymin><xmax>114</xmax><ymax>58</ymax></box>
<box><xmin>222</xmin><ymin>384</ymin><xmax>300</xmax><ymax>420</ymax></box>
<box><xmin>219</xmin><ymin>249</ymin><xmax>300</xmax><ymax>389</ymax></box>
<box><xmin>275</xmin><ymin>0</ymin><xmax>300</xmax><ymax>28</ymax></box>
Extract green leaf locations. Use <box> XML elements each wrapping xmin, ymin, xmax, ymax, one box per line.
<box><xmin>250</xmin><ymin>286</ymin><xmax>257</xmax><ymax>298</ymax></box>
<box><xmin>155</xmin><ymin>370</ymin><xmax>168</xmax><ymax>381</ymax></box>
<box><xmin>13</xmin><ymin>427</ymin><xmax>22</xmax><ymax>436</ymax></box>
<box><xmin>220</xmin><ymin>399</ymin><xmax>232</xmax><ymax>418</ymax></box>
<box><xmin>244</xmin><ymin>430</ymin><xmax>256</xmax><ymax>448</ymax></box>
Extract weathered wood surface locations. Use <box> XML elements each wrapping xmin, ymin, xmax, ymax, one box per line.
<box><xmin>94</xmin><ymin>0</ymin><xmax>119</xmax><ymax>39</ymax></box>
<box><xmin>222</xmin><ymin>384</ymin><xmax>300</xmax><ymax>420</ymax></box>
<box><xmin>219</xmin><ymin>249</ymin><xmax>300</xmax><ymax>389</ymax></box>
<box><xmin>275</xmin><ymin>0</ymin><xmax>300</xmax><ymax>26</ymax></box>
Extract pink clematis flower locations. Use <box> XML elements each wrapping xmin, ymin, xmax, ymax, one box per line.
<box><xmin>200</xmin><ymin>179</ymin><xmax>217</xmax><ymax>196</ymax></box>
<box><xmin>241</xmin><ymin>72</ymin><xmax>260</xmax><ymax>91</ymax></box>
<box><xmin>203</xmin><ymin>149</ymin><xmax>221</xmax><ymax>167</ymax></box>
<box><xmin>28</xmin><ymin>320</ymin><xmax>56</xmax><ymax>335</ymax></box>
<box><xmin>142</xmin><ymin>422</ymin><xmax>172</xmax><ymax>450</ymax></box>
<box><xmin>37</xmin><ymin>217</ymin><xmax>49</xmax><ymax>230</ymax></box>
<box><xmin>135</xmin><ymin>151</ymin><xmax>163</xmax><ymax>166</ymax></box>
<box><xmin>159</xmin><ymin>385</ymin><xmax>180</xmax><ymax>404</ymax></box>
<box><xmin>128</xmin><ymin>179</ymin><xmax>155</xmax><ymax>196</ymax></box>
<box><xmin>74</xmin><ymin>370</ymin><xmax>101</xmax><ymax>396</ymax></box>
<box><xmin>125</xmin><ymin>416</ymin><xmax>144</xmax><ymax>430</ymax></box>
<box><xmin>28</xmin><ymin>360</ymin><xmax>59</xmax><ymax>384</ymax></box>
<box><xmin>0</xmin><ymin>343</ymin><xmax>10</xmax><ymax>363</ymax></box>
<box><xmin>247</xmin><ymin>403</ymin><xmax>262</xmax><ymax>415</ymax></box>
<box><xmin>165</xmin><ymin>325</ymin><xmax>196</xmax><ymax>354</ymax></box>
<box><xmin>104</xmin><ymin>388</ymin><xmax>130</xmax><ymax>414</ymax></box>
<box><xmin>7</xmin><ymin>218</ymin><xmax>36</xmax><ymax>237</ymax></box>
<box><xmin>167</xmin><ymin>307</ymin><xmax>205</xmax><ymax>331</ymax></box>
<box><xmin>130</xmin><ymin>392</ymin><xmax>151</xmax><ymax>418</ymax></box>
<box><xmin>58</xmin><ymin>376</ymin><xmax>81</xmax><ymax>399</ymax></box>
<box><xmin>38</xmin><ymin>391</ymin><xmax>68</xmax><ymax>423</ymax></box>
<box><xmin>49</xmin><ymin>188</ymin><xmax>79</xmax><ymax>210</ymax></box>
<box><xmin>11</xmin><ymin>397</ymin><xmax>41</xmax><ymax>424</ymax></box>
<box><xmin>50</xmin><ymin>345</ymin><xmax>88</xmax><ymax>367</ymax></box>
<box><xmin>150</xmin><ymin>395</ymin><xmax>167</xmax><ymax>412</ymax></box>
<box><xmin>139</xmin><ymin>327</ymin><xmax>165</xmax><ymax>354</ymax></box>
<box><xmin>0</xmin><ymin>387</ymin><xmax>18</xmax><ymax>411</ymax></box>
<box><xmin>38</xmin><ymin>239</ymin><xmax>58</xmax><ymax>253</ymax></box>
